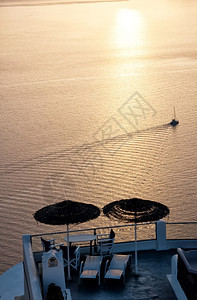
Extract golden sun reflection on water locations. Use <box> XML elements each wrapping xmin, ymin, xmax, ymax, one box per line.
<box><xmin>113</xmin><ymin>9</ymin><xmax>143</xmax><ymax>51</ymax></box>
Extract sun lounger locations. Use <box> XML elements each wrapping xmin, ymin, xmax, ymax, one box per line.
<box><xmin>79</xmin><ymin>255</ymin><xmax>103</xmax><ymax>286</ymax></box>
<box><xmin>104</xmin><ymin>254</ymin><xmax>131</xmax><ymax>285</ymax></box>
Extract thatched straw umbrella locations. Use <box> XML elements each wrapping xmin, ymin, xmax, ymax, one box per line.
<box><xmin>103</xmin><ymin>198</ymin><xmax>170</xmax><ymax>274</ymax></box>
<box><xmin>34</xmin><ymin>200</ymin><xmax>100</xmax><ymax>280</ymax></box>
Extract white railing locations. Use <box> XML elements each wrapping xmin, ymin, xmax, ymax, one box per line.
<box><xmin>31</xmin><ymin>220</ymin><xmax>197</xmax><ymax>253</ymax></box>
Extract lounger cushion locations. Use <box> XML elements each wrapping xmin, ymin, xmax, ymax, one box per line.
<box><xmin>110</xmin><ymin>254</ymin><xmax>130</xmax><ymax>269</ymax></box>
<box><xmin>83</xmin><ymin>256</ymin><xmax>101</xmax><ymax>270</ymax></box>
<box><xmin>80</xmin><ymin>270</ymin><xmax>98</xmax><ymax>279</ymax></box>
<box><xmin>105</xmin><ymin>269</ymin><xmax>123</xmax><ymax>280</ymax></box>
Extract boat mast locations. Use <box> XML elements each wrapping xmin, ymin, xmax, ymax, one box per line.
<box><xmin>170</xmin><ymin>106</ymin><xmax>179</xmax><ymax>126</ymax></box>
<box><xmin>174</xmin><ymin>106</ymin><xmax>176</xmax><ymax>119</ymax></box>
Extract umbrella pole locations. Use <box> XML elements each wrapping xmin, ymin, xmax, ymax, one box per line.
<box><xmin>66</xmin><ymin>224</ymin><xmax>71</xmax><ymax>280</ymax></box>
<box><xmin>134</xmin><ymin>222</ymin><xmax>138</xmax><ymax>275</ymax></box>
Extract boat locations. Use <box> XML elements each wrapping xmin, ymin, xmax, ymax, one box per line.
<box><xmin>0</xmin><ymin>220</ymin><xmax>197</xmax><ymax>300</ymax></box>
<box><xmin>170</xmin><ymin>107</ymin><xmax>179</xmax><ymax>126</ymax></box>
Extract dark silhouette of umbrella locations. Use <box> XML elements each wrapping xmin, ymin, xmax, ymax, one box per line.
<box><xmin>34</xmin><ymin>200</ymin><xmax>100</xmax><ymax>279</ymax></box>
<box><xmin>103</xmin><ymin>198</ymin><xmax>170</xmax><ymax>274</ymax></box>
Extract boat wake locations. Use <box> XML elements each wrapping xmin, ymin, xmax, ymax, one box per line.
<box><xmin>0</xmin><ymin>0</ymin><xmax>127</xmax><ymax>7</ymax></box>
<box><xmin>0</xmin><ymin>122</ymin><xmax>172</xmax><ymax>176</ymax></box>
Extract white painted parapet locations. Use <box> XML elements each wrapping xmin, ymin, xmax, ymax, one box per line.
<box><xmin>167</xmin><ymin>254</ymin><xmax>187</xmax><ymax>300</ymax></box>
<box><xmin>156</xmin><ymin>220</ymin><xmax>168</xmax><ymax>250</ymax></box>
<box><xmin>22</xmin><ymin>235</ymin><xmax>43</xmax><ymax>300</ymax></box>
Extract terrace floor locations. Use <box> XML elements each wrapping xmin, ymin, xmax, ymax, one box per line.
<box><xmin>65</xmin><ymin>250</ymin><xmax>177</xmax><ymax>300</ymax></box>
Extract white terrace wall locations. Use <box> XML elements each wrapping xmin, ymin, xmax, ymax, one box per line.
<box><xmin>23</xmin><ymin>235</ymin><xmax>43</xmax><ymax>300</ymax></box>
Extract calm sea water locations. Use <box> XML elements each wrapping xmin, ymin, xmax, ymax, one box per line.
<box><xmin>0</xmin><ymin>0</ymin><xmax>197</xmax><ymax>273</ymax></box>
